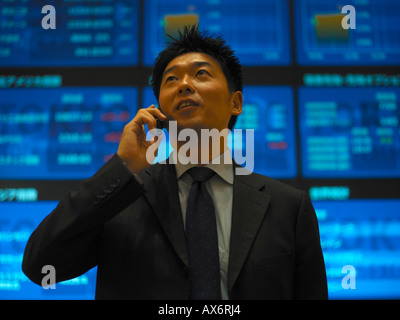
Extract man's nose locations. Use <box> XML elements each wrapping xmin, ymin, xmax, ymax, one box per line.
<box><xmin>179</xmin><ymin>86</ymin><xmax>192</xmax><ymax>94</ymax></box>
<box><xmin>178</xmin><ymin>75</ymin><xmax>194</xmax><ymax>94</ymax></box>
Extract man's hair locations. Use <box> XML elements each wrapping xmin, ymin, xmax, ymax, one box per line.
<box><xmin>151</xmin><ymin>24</ymin><xmax>243</xmax><ymax>129</ymax></box>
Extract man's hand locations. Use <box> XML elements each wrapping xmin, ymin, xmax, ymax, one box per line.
<box><xmin>117</xmin><ymin>105</ymin><xmax>167</xmax><ymax>174</ymax></box>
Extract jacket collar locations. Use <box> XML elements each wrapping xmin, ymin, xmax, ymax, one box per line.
<box><xmin>173</xmin><ymin>148</ymin><xmax>234</xmax><ymax>185</ymax></box>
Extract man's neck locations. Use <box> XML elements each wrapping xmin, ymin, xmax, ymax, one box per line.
<box><xmin>175</xmin><ymin>136</ymin><xmax>229</xmax><ymax>165</ymax></box>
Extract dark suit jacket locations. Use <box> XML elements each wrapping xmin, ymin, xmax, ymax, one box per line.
<box><xmin>22</xmin><ymin>154</ymin><xmax>328</xmax><ymax>299</ymax></box>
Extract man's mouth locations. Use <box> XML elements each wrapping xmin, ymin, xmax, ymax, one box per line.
<box><xmin>176</xmin><ymin>99</ymin><xmax>199</xmax><ymax>110</ymax></box>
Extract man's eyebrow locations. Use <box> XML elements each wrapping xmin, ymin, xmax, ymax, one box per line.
<box><xmin>192</xmin><ymin>61</ymin><xmax>213</xmax><ymax>69</ymax></box>
<box><xmin>162</xmin><ymin>61</ymin><xmax>214</xmax><ymax>79</ymax></box>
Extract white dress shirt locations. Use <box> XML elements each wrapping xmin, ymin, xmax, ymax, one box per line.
<box><xmin>172</xmin><ymin>148</ymin><xmax>234</xmax><ymax>300</ymax></box>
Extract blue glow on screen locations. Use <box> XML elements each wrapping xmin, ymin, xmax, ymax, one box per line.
<box><xmin>314</xmin><ymin>199</ymin><xmax>400</xmax><ymax>299</ymax></box>
<box><xmin>294</xmin><ymin>0</ymin><xmax>400</xmax><ymax>65</ymax></box>
<box><xmin>0</xmin><ymin>87</ymin><xmax>138</xmax><ymax>180</ymax></box>
<box><xmin>0</xmin><ymin>201</ymin><xmax>96</xmax><ymax>300</ymax></box>
<box><xmin>299</xmin><ymin>87</ymin><xmax>400</xmax><ymax>178</ymax></box>
<box><xmin>0</xmin><ymin>1</ymin><xmax>139</xmax><ymax>67</ymax></box>
<box><xmin>236</xmin><ymin>86</ymin><xmax>296</xmax><ymax>178</ymax></box>
<box><xmin>1</xmin><ymin>199</ymin><xmax>399</xmax><ymax>299</ymax></box>
<box><xmin>143</xmin><ymin>0</ymin><xmax>291</xmax><ymax>66</ymax></box>
<box><xmin>142</xmin><ymin>86</ymin><xmax>297</xmax><ymax>178</ymax></box>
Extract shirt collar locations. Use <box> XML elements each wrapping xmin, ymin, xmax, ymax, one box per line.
<box><xmin>173</xmin><ymin>148</ymin><xmax>234</xmax><ymax>185</ymax></box>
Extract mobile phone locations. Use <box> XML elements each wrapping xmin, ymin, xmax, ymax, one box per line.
<box><xmin>155</xmin><ymin>105</ymin><xmax>165</xmax><ymax>129</ymax></box>
<box><xmin>156</xmin><ymin>117</ymin><xmax>164</xmax><ymax>130</ymax></box>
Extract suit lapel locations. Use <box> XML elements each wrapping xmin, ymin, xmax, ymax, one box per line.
<box><xmin>228</xmin><ymin>167</ymin><xmax>271</xmax><ymax>294</ymax></box>
<box><xmin>140</xmin><ymin>162</ymin><xmax>189</xmax><ymax>268</ymax></box>
<box><xmin>139</xmin><ymin>161</ymin><xmax>271</xmax><ymax>292</ymax></box>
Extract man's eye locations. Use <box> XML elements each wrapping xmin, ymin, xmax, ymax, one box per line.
<box><xmin>165</xmin><ymin>76</ymin><xmax>176</xmax><ymax>83</ymax></box>
<box><xmin>196</xmin><ymin>69</ymin><xmax>209</xmax><ymax>76</ymax></box>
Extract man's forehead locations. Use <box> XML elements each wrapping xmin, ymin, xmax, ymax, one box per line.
<box><xmin>162</xmin><ymin>52</ymin><xmax>220</xmax><ymax>77</ymax></box>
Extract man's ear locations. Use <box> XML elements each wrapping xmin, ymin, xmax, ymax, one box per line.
<box><xmin>231</xmin><ymin>91</ymin><xmax>243</xmax><ymax>116</ymax></box>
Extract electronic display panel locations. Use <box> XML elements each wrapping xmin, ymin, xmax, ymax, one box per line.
<box><xmin>294</xmin><ymin>0</ymin><xmax>400</xmax><ymax>65</ymax></box>
<box><xmin>142</xmin><ymin>86</ymin><xmax>297</xmax><ymax>178</ymax></box>
<box><xmin>0</xmin><ymin>0</ymin><xmax>139</xmax><ymax>67</ymax></box>
<box><xmin>235</xmin><ymin>86</ymin><xmax>297</xmax><ymax>178</ymax></box>
<box><xmin>0</xmin><ymin>201</ymin><xmax>96</xmax><ymax>299</ymax></box>
<box><xmin>299</xmin><ymin>87</ymin><xmax>400</xmax><ymax>178</ymax></box>
<box><xmin>143</xmin><ymin>0</ymin><xmax>291</xmax><ymax>66</ymax></box>
<box><xmin>3</xmin><ymin>199</ymin><xmax>399</xmax><ymax>300</ymax></box>
<box><xmin>314</xmin><ymin>199</ymin><xmax>400</xmax><ymax>299</ymax></box>
<box><xmin>0</xmin><ymin>87</ymin><xmax>138</xmax><ymax>180</ymax></box>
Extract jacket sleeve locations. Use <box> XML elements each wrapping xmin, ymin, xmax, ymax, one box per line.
<box><xmin>294</xmin><ymin>192</ymin><xmax>328</xmax><ymax>299</ymax></box>
<box><xmin>22</xmin><ymin>154</ymin><xmax>145</xmax><ymax>286</ymax></box>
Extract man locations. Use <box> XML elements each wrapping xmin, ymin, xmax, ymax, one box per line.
<box><xmin>22</xmin><ymin>26</ymin><xmax>328</xmax><ymax>299</ymax></box>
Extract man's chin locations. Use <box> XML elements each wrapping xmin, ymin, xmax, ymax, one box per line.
<box><xmin>163</xmin><ymin>118</ymin><xmax>226</xmax><ymax>134</ymax></box>
<box><xmin>172</xmin><ymin>119</ymin><xmax>205</xmax><ymax>132</ymax></box>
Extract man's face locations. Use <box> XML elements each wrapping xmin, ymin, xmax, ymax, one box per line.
<box><xmin>158</xmin><ymin>52</ymin><xmax>242</xmax><ymax>133</ymax></box>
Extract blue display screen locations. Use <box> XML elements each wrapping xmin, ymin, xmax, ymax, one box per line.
<box><xmin>299</xmin><ymin>87</ymin><xmax>400</xmax><ymax>178</ymax></box>
<box><xmin>294</xmin><ymin>0</ymin><xmax>400</xmax><ymax>65</ymax></box>
<box><xmin>0</xmin><ymin>0</ymin><xmax>139</xmax><ymax>67</ymax></box>
<box><xmin>142</xmin><ymin>86</ymin><xmax>297</xmax><ymax>178</ymax></box>
<box><xmin>314</xmin><ymin>199</ymin><xmax>400</xmax><ymax>299</ymax></box>
<box><xmin>0</xmin><ymin>201</ymin><xmax>96</xmax><ymax>300</ymax></box>
<box><xmin>236</xmin><ymin>86</ymin><xmax>296</xmax><ymax>178</ymax></box>
<box><xmin>0</xmin><ymin>87</ymin><xmax>138</xmax><ymax>179</ymax></box>
<box><xmin>1</xmin><ymin>199</ymin><xmax>399</xmax><ymax>299</ymax></box>
<box><xmin>143</xmin><ymin>0</ymin><xmax>291</xmax><ymax>66</ymax></box>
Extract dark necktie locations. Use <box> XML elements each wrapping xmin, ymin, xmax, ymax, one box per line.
<box><xmin>185</xmin><ymin>167</ymin><xmax>221</xmax><ymax>300</ymax></box>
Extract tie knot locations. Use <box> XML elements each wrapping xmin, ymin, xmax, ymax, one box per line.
<box><xmin>188</xmin><ymin>167</ymin><xmax>215</xmax><ymax>183</ymax></box>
